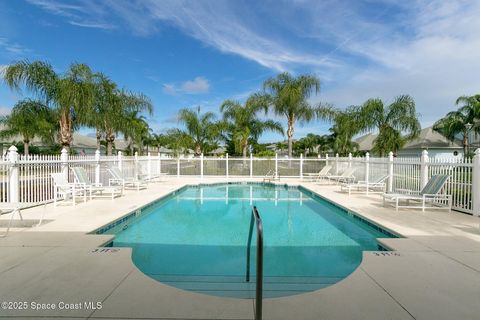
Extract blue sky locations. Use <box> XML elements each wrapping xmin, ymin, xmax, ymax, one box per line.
<box><xmin>1</xmin><ymin>0</ymin><xmax>479</xmax><ymax>142</ymax></box>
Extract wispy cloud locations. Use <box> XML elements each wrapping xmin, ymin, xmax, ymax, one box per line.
<box><xmin>163</xmin><ymin>77</ymin><xmax>210</xmax><ymax>95</ymax></box>
<box><xmin>0</xmin><ymin>37</ymin><xmax>31</xmax><ymax>56</ymax></box>
<box><xmin>26</xmin><ymin>0</ymin><xmax>115</xmax><ymax>30</ymax></box>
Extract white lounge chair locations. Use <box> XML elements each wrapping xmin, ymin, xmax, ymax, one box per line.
<box><xmin>304</xmin><ymin>165</ymin><xmax>332</xmax><ymax>182</ymax></box>
<box><xmin>72</xmin><ymin>167</ymin><xmax>123</xmax><ymax>200</ymax></box>
<box><xmin>326</xmin><ymin>167</ymin><xmax>356</xmax><ymax>184</ymax></box>
<box><xmin>107</xmin><ymin>166</ymin><xmax>147</xmax><ymax>191</ymax></box>
<box><xmin>383</xmin><ymin>175</ymin><xmax>452</xmax><ymax>211</ymax></box>
<box><xmin>263</xmin><ymin>170</ymin><xmax>280</xmax><ymax>182</ymax></box>
<box><xmin>137</xmin><ymin>163</ymin><xmax>167</xmax><ymax>182</ymax></box>
<box><xmin>341</xmin><ymin>175</ymin><xmax>388</xmax><ymax>195</ymax></box>
<box><xmin>51</xmin><ymin>173</ymin><xmax>87</xmax><ymax>207</ymax></box>
<box><xmin>0</xmin><ymin>202</ymin><xmax>48</xmax><ymax>237</ymax></box>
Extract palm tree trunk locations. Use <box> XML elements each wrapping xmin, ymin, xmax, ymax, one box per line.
<box><xmin>58</xmin><ymin>111</ymin><xmax>73</xmax><ymax>152</ymax></box>
<box><xmin>23</xmin><ymin>139</ymin><xmax>29</xmax><ymax>156</ymax></box>
<box><xmin>287</xmin><ymin>117</ymin><xmax>294</xmax><ymax>158</ymax></box>
<box><xmin>195</xmin><ymin>145</ymin><xmax>201</xmax><ymax>157</ymax></box>
<box><xmin>96</xmin><ymin>128</ymin><xmax>101</xmax><ymax>150</ymax></box>
<box><xmin>463</xmin><ymin>131</ymin><xmax>468</xmax><ymax>156</ymax></box>
<box><xmin>242</xmin><ymin>144</ymin><xmax>248</xmax><ymax>158</ymax></box>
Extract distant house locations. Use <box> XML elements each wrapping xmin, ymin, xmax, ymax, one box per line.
<box><xmin>354</xmin><ymin>126</ymin><xmax>463</xmax><ymax>158</ymax></box>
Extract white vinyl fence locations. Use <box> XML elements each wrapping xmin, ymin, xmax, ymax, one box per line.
<box><xmin>1</xmin><ymin>145</ymin><xmax>479</xmax><ymax>216</ymax></box>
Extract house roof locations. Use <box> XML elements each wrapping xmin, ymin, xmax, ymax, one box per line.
<box><xmin>354</xmin><ymin>133</ymin><xmax>377</xmax><ymax>151</ymax></box>
<box><xmin>354</xmin><ymin>126</ymin><xmax>463</xmax><ymax>151</ymax></box>
<box><xmin>403</xmin><ymin>126</ymin><xmax>462</xmax><ymax>149</ymax></box>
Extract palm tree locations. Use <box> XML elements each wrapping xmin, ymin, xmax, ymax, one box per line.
<box><xmin>85</xmin><ymin>73</ymin><xmax>153</xmax><ymax>156</ymax></box>
<box><xmin>2</xmin><ymin>60</ymin><xmax>95</xmax><ymax>151</ymax></box>
<box><xmin>262</xmin><ymin>72</ymin><xmax>334</xmax><ymax>157</ymax></box>
<box><xmin>220</xmin><ymin>97</ymin><xmax>283</xmax><ymax>158</ymax></box>
<box><xmin>177</xmin><ymin>107</ymin><xmax>222</xmax><ymax>156</ymax></box>
<box><xmin>164</xmin><ymin>128</ymin><xmax>191</xmax><ymax>156</ymax></box>
<box><xmin>359</xmin><ymin>95</ymin><xmax>420</xmax><ymax>156</ymax></box>
<box><xmin>434</xmin><ymin>95</ymin><xmax>480</xmax><ymax>156</ymax></box>
<box><xmin>121</xmin><ymin>111</ymin><xmax>151</xmax><ymax>156</ymax></box>
<box><xmin>327</xmin><ymin>106</ymin><xmax>362</xmax><ymax>155</ymax></box>
<box><xmin>0</xmin><ymin>99</ymin><xmax>56</xmax><ymax>155</ymax></box>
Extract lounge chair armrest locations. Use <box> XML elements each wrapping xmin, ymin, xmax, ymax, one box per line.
<box><xmin>422</xmin><ymin>193</ymin><xmax>451</xmax><ymax>198</ymax></box>
<box><xmin>396</xmin><ymin>188</ymin><xmax>420</xmax><ymax>194</ymax></box>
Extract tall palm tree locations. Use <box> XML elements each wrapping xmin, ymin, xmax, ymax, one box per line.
<box><xmin>121</xmin><ymin>111</ymin><xmax>151</xmax><ymax>156</ymax></box>
<box><xmin>360</xmin><ymin>95</ymin><xmax>420</xmax><ymax>156</ymax></box>
<box><xmin>262</xmin><ymin>72</ymin><xmax>334</xmax><ymax>157</ymax></box>
<box><xmin>84</xmin><ymin>72</ymin><xmax>117</xmax><ymax>150</ymax></box>
<box><xmin>2</xmin><ymin>60</ymin><xmax>95</xmax><ymax>151</ymax></box>
<box><xmin>220</xmin><ymin>97</ymin><xmax>283</xmax><ymax>158</ymax></box>
<box><xmin>177</xmin><ymin>107</ymin><xmax>222</xmax><ymax>156</ymax></box>
<box><xmin>330</xmin><ymin>107</ymin><xmax>361</xmax><ymax>155</ymax></box>
<box><xmin>434</xmin><ymin>95</ymin><xmax>480</xmax><ymax>156</ymax></box>
<box><xmin>86</xmin><ymin>74</ymin><xmax>153</xmax><ymax>156</ymax></box>
<box><xmin>0</xmin><ymin>99</ymin><xmax>56</xmax><ymax>155</ymax></box>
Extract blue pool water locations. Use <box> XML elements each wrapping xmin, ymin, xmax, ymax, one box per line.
<box><xmin>104</xmin><ymin>183</ymin><xmax>395</xmax><ymax>298</ymax></box>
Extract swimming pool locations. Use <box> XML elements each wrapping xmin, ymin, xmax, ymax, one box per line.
<box><xmin>101</xmin><ymin>183</ymin><xmax>396</xmax><ymax>298</ymax></box>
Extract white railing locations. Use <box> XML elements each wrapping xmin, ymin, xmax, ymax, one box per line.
<box><xmin>1</xmin><ymin>145</ymin><xmax>479</xmax><ymax>216</ymax></box>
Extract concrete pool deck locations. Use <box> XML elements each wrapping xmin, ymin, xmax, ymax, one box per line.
<box><xmin>0</xmin><ymin>177</ymin><xmax>479</xmax><ymax>319</ymax></box>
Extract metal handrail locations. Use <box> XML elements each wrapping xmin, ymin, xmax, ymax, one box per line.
<box><xmin>246</xmin><ymin>206</ymin><xmax>263</xmax><ymax>320</ymax></box>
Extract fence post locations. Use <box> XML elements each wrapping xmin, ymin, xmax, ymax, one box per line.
<box><xmin>325</xmin><ymin>153</ymin><xmax>329</xmax><ymax>167</ymax></box>
<box><xmin>226</xmin><ymin>153</ymin><xmax>229</xmax><ymax>179</ymax></box>
<box><xmin>177</xmin><ymin>156</ymin><xmax>180</xmax><ymax>178</ymax></box>
<box><xmin>275</xmin><ymin>153</ymin><xmax>278</xmax><ymax>179</ymax></box>
<box><xmin>8</xmin><ymin>145</ymin><xmax>19</xmax><ymax>203</ymax></box>
<box><xmin>365</xmin><ymin>152</ymin><xmax>370</xmax><ymax>194</ymax></box>
<box><xmin>157</xmin><ymin>153</ymin><xmax>161</xmax><ymax>175</ymax></box>
<box><xmin>472</xmin><ymin>149</ymin><xmax>480</xmax><ymax>216</ymax></box>
<box><xmin>147</xmin><ymin>152</ymin><xmax>152</xmax><ymax>180</ymax></box>
<box><xmin>348</xmin><ymin>153</ymin><xmax>352</xmax><ymax>168</ymax></box>
<box><xmin>200</xmin><ymin>153</ymin><xmax>204</xmax><ymax>179</ymax></box>
<box><xmin>95</xmin><ymin>149</ymin><xmax>101</xmax><ymax>185</ymax></box>
<box><xmin>420</xmin><ymin>150</ymin><xmax>429</xmax><ymax>189</ymax></box>
<box><xmin>134</xmin><ymin>151</ymin><xmax>139</xmax><ymax>179</ymax></box>
<box><xmin>117</xmin><ymin>151</ymin><xmax>123</xmax><ymax>172</ymax></box>
<box><xmin>61</xmin><ymin>147</ymin><xmax>69</xmax><ymax>180</ymax></box>
<box><xmin>300</xmin><ymin>153</ymin><xmax>303</xmax><ymax>179</ymax></box>
<box><xmin>335</xmin><ymin>153</ymin><xmax>339</xmax><ymax>174</ymax></box>
<box><xmin>250</xmin><ymin>153</ymin><xmax>253</xmax><ymax>178</ymax></box>
<box><xmin>388</xmin><ymin>151</ymin><xmax>394</xmax><ymax>192</ymax></box>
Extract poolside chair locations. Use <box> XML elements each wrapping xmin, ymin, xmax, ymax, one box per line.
<box><xmin>325</xmin><ymin>167</ymin><xmax>356</xmax><ymax>184</ymax></box>
<box><xmin>304</xmin><ymin>165</ymin><xmax>332</xmax><ymax>182</ymax></box>
<box><xmin>107</xmin><ymin>166</ymin><xmax>148</xmax><ymax>191</ymax></box>
<box><xmin>383</xmin><ymin>175</ymin><xmax>452</xmax><ymax>212</ymax></box>
<box><xmin>51</xmin><ymin>173</ymin><xmax>88</xmax><ymax>207</ymax></box>
<box><xmin>137</xmin><ymin>163</ymin><xmax>167</xmax><ymax>182</ymax></box>
<box><xmin>263</xmin><ymin>169</ymin><xmax>280</xmax><ymax>182</ymax></box>
<box><xmin>0</xmin><ymin>202</ymin><xmax>48</xmax><ymax>237</ymax></box>
<box><xmin>72</xmin><ymin>167</ymin><xmax>123</xmax><ymax>200</ymax></box>
<box><xmin>340</xmin><ymin>175</ymin><xmax>388</xmax><ymax>195</ymax></box>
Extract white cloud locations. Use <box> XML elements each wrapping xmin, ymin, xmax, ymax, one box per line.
<box><xmin>181</xmin><ymin>77</ymin><xmax>209</xmax><ymax>94</ymax></box>
<box><xmin>26</xmin><ymin>0</ymin><xmax>115</xmax><ymax>30</ymax></box>
<box><xmin>163</xmin><ymin>77</ymin><xmax>210</xmax><ymax>95</ymax></box>
<box><xmin>162</xmin><ymin>83</ymin><xmax>177</xmax><ymax>95</ymax></box>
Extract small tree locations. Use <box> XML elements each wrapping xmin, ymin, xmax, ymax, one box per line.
<box><xmin>0</xmin><ymin>99</ymin><xmax>56</xmax><ymax>155</ymax></box>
